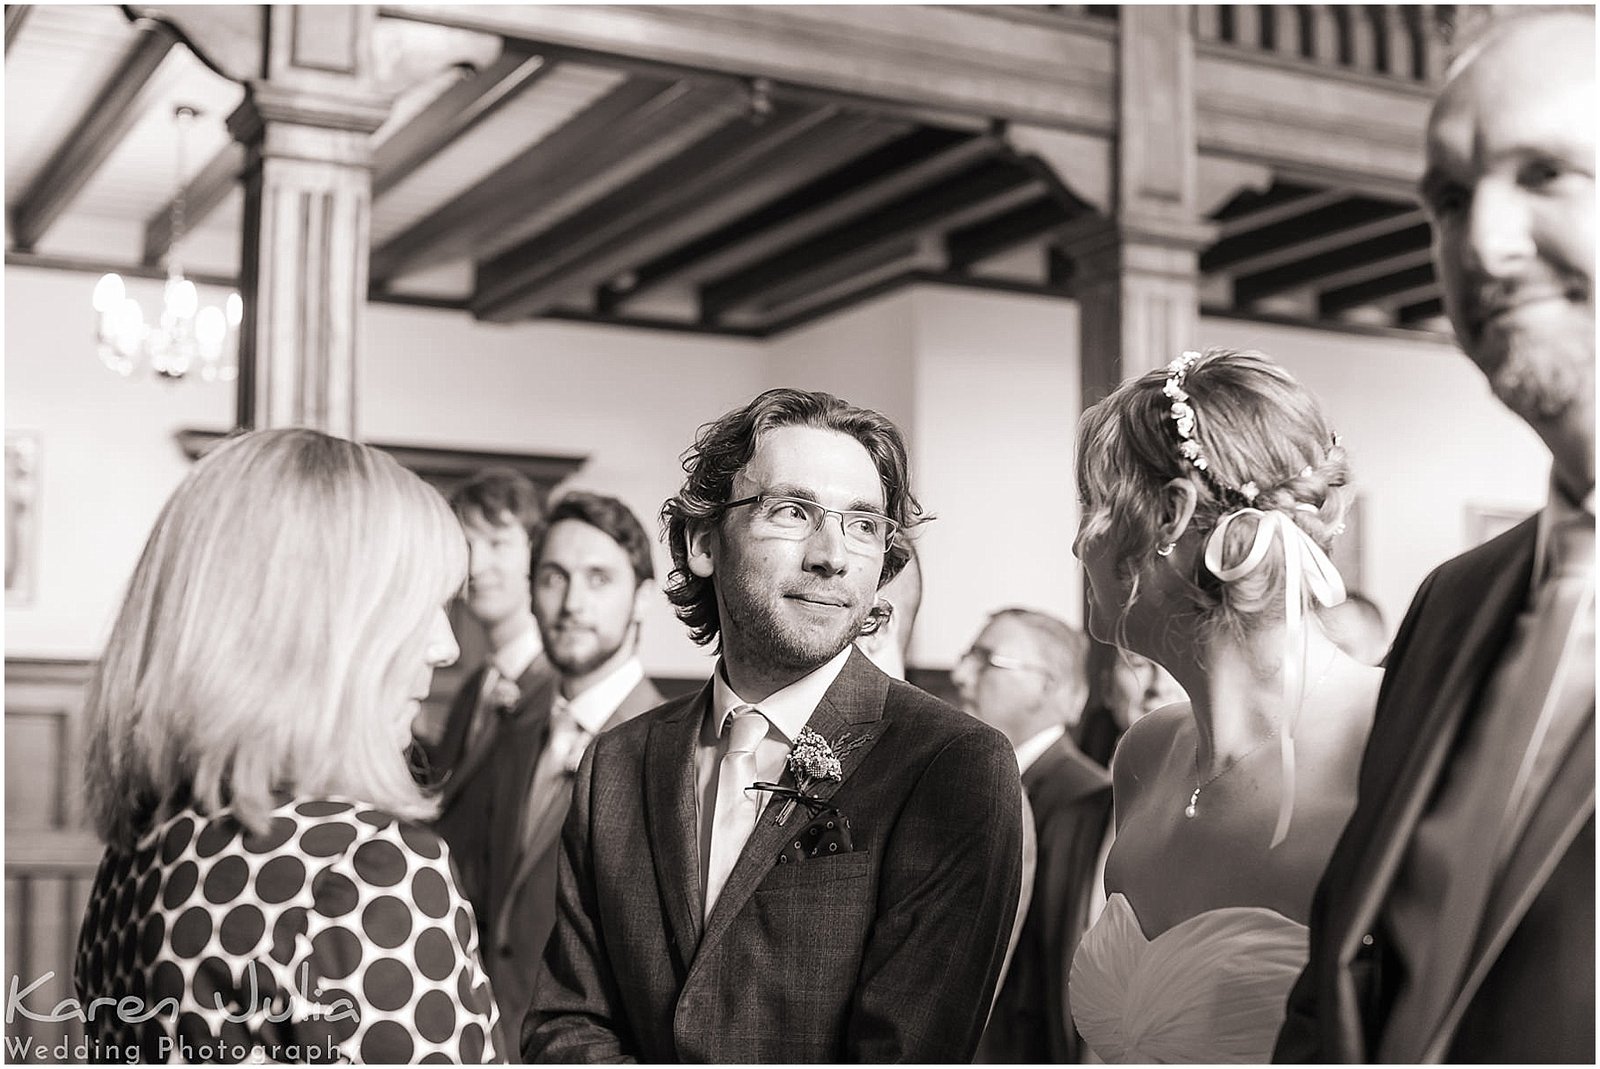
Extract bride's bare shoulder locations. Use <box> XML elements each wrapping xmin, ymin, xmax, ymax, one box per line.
<box><xmin>1110</xmin><ymin>703</ymin><xmax>1191</xmax><ymax>791</ymax></box>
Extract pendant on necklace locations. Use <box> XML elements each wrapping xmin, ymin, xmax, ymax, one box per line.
<box><xmin>1185</xmin><ymin>786</ymin><xmax>1200</xmax><ymax>819</ymax></box>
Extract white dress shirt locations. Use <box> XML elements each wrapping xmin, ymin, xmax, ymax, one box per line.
<box><xmin>545</xmin><ymin>658</ymin><xmax>646</xmax><ymax>776</ymax></box>
<box><xmin>1014</xmin><ymin>723</ymin><xmax>1067</xmax><ymax>776</ymax></box>
<box><xmin>490</xmin><ymin>623</ymin><xmax>544</xmax><ymax>683</ymax></box>
<box><xmin>561</xmin><ymin>657</ymin><xmax>645</xmax><ymax>736</ymax></box>
<box><xmin>463</xmin><ymin>622</ymin><xmax>546</xmax><ymax>756</ymax></box>
<box><xmin>695</xmin><ymin>646</ymin><xmax>854</xmax><ymax>900</ymax></box>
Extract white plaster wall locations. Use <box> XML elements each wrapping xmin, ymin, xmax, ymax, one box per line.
<box><xmin>5</xmin><ymin>265</ymin><xmax>1554</xmax><ymax>679</ymax></box>
<box><xmin>906</xmin><ymin>286</ymin><xmax>1082</xmax><ymax>666</ymax></box>
<box><xmin>5</xmin><ymin>267</ymin><xmax>767</xmax><ymax>677</ymax></box>
<box><xmin>1195</xmin><ymin>316</ymin><xmax>1550</xmax><ymax>636</ymax></box>
<box><xmin>5</xmin><ymin>266</ymin><xmax>233</xmax><ymax>657</ymax></box>
<box><xmin>360</xmin><ymin>301</ymin><xmax>768</xmax><ymax>676</ymax></box>
<box><xmin>760</xmin><ymin>285</ymin><xmax>1083</xmax><ymax>669</ymax></box>
<box><xmin>762</xmin><ymin>289</ymin><xmax>918</xmax><ymax>435</ymax></box>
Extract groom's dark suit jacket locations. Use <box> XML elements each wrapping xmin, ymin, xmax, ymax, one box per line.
<box><xmin>1276</xmin><ymin>516</ymin><xmax>1594</xmax><ymax>1062</ymax></box>
<box><xmin>523</xmin><ymin>649</ymin><xmax>1026</xmax><ymax>1062</ymax></box>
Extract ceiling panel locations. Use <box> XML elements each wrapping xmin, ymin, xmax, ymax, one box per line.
<box><xmin>4</xmin><ymin>5</ymin><xmax>139</xmax><ymax>203</ymax></box>
<box><xmin>371</xmin><ymin>61</ymin><xmax>627</xmax><ymax>245</ymax></box>
<box><xmin>67</xmin><ymin>45</ymin><xmax>242</xmax><ymax>223</ymax></box>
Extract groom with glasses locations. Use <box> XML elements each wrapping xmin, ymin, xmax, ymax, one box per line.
<box><xmin>524</xmin><ymin>387</ymin><xmax>1025</xmax><ymax>1062</ymax></box>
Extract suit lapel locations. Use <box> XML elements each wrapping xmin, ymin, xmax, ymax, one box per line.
<box><xmin>1330</xmin><ymin>524</ymin><xmax>1537</xmax><ymax>1057</ymax></box>
<box><xmin>695</xmin><ymin>650</ymin><xmax>890</xmax><ymax>960</ymax></box>
<box><xmin>645</xmin><ymin>683</ymin><xmax>711</xmax><ymax>970</ymax></box>
<box><xmin>496</xmin><ymin>679</ymin><xmax>668</xmax><ymax>943</ymax></box>
<box><xmin>1428</xmin><ymin>716</ymin><xmax>1596</xmax><ymax>1057</ymax></box>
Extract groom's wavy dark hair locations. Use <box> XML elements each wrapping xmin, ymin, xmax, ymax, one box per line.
<box><xmin>660</xmin><ymin>388</ymin><xmax>928</xmax><ymax>649</ymax></box>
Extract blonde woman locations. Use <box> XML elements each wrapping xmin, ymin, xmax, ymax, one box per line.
<box><xmin>74</xmin><ymin>428</ymin><xmax>503</xmax><ymax>1063</ymax></box>
<box><xmin>1067</xmin><ymin>349</ymin><xmax>1382</xmax><ymax>1062</ymax></box>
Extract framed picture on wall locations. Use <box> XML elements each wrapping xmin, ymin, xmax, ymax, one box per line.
<box><xmin>6</xmin><ymin>430</ymin><xmax>39</xmax><ymax>607</ymax></box>
<box><xmin>1467</xmin><ymin>503</ymin><xmax>1535</xmax><ymax>547</ymax></box>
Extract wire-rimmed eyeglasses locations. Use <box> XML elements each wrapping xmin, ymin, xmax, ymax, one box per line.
<box><xmin>723</xmin><ymin>493</ymin><xmax>898</xmax><ymax>554</ymax></box>
<box><xmin>957</xmin><ymin>646</ymin><xmax>1053</xmax><ymax>680</ymax></box>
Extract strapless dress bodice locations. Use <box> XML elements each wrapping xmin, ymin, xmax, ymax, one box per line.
<box><xmin>1069</xmin><ymin>892</ymin><xmax>1308</xmax><ymax>1063</ymax></box>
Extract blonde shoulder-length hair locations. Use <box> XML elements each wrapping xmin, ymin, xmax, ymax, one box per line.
<box><xmin>83</xmin><ymin>427</ymin><xmax>467</xmax><ymax>848</ymax></box>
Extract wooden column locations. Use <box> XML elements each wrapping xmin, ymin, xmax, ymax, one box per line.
<box><xmin>1064</xmin><ymin>4</ymin><xmax>1214</xmax><ymax>403</ymax></box>
<box><xmin>227</xmin><ymin>8</ymin><xmax>388</xmax><ymax>436</ymax></box>
<box><xmin>1066</xmin><ymin>5</ymin><xmax>1214</xmax><ymax>723</ymax></box>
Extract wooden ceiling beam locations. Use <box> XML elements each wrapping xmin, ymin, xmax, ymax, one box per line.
<box><xmin>604</xmin><ymin>114</ymin><xmax>910</xmax><ymax>314</ymax></box>
<box><xmin>370</xmin><ymin>76</ymin><xmax>743</xmax><ymax>284</ymax></box>
<box><xmin>141</xmin><ymin>141</ymin><xmax>244</xmax><ymax>265</ymax></box>
<box><xmin>5</xmin><ymin>5</ymin><xmax>30</xmax><ymax>54</ymax></box>
<box><xmin>381</xmin><ymin>4</ymin><xmax>1117</xmax><ymax>132</ymax></box>
<box><xmin>1373</xmin><ymin>280</ymin><xmax>1444</xmax><ymax>315</ymax></box>
<box><xmin>751</xmin><ymin>238</ymin><xmax>938</xmax><ymax>327</ymax></box>
<box><xmin>9</xmin><ymin>18</ymin><xmax>178</xmax><ymax>252</ymax></box>
<box><xmin>945</xmin><ymin>196</ymin><xmax>1078</xmax><ymax>274</ymax></box>
<box><xmin>1266</xmin><ymin>246</ymin><xmax>1434</xmax><ymax>307</ymax></box>
<box><xmin>618</xmin><ymin>128</ymin><xmax>997</xmax><ymax>303</ymax></box>
<box><xmin>1214</xmin><ymin>186</ymin><xmax>1351</xmax><ymax>238</ymax></box>
<box><xmin>1209</xmin><ymin>207</ymin><xmax>1427</xmax><ymax>281</ymax></box>
<box><xmin>372</xmin><ymin>44</ymin><xmax>549</xmax><ymax>198</ymax></box>
<box><xmin>473</xmin><ymin>105</ymin><xmax>905</xmax><ymax>322</ymax></box>
<box><xmin>702</xmin><ymin>162</ymin><xmax>1045</xmax><ymax>322</ymax></box>
<box><xmin>1397</xmin><ymin>294</ymin><xmax>1446</xmax><ymax>324</ymax></box>
<box><xmin>1202</xmin><ymin>197</ymin><xmax>1413</xmax><ymax>272</ymax></box>
<box><xmin>141</xmin><ymin>48</ymin><xmax>549</xmax><ymax>266</ymax></box>
<box><xmin>1231</xmin><ymin>222</ymin><xmax>1432</xmax><ymax>304</ymax></box>
<box><xmin>1318</xmin><ymin>262</ymin><xmax>1436</xmax><ymax>315</ymax></box>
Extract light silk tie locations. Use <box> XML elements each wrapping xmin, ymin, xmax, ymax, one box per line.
<box><xmin>519</xmin><ymin>698</ymin><xmax>585</xmax><ymax>854</ymax></box>
<box><xmin>705</xmin><ymin>707</ymin><xmax>769</xmax><ymax>918</ymax></box>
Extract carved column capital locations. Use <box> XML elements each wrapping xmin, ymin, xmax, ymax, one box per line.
<box><xmin>225</xmin><ymin>8</ymin><xmax>389</xmax><ymax>437</ymax></box>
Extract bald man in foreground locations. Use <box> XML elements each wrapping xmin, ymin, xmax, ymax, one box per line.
<box><xmin>1276</xmin><ymin>10</ymin><xmax>1594</xmax><ymax>1062</ymax></box>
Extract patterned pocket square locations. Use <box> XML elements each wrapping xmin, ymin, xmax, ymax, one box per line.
<box><xmin>777</xmin><ymin>810</ymin><xmax>855</xmax><ymax>864</ymax></box>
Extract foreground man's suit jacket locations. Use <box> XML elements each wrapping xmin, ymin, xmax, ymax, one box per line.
<box><xmin>523</xmin><ymin>649</ymin><xmax>1026</xmax><ymax>1062</ymax></box>
<box><xmin>978</xmin><ymin>736</ymin><xmax>1113</xmax><ymax>1064</ymax></box>
<box><xmin>1276</xmin><ymin>517</ymin><xmax>1595</xmax><ymax>1062</ymax></box>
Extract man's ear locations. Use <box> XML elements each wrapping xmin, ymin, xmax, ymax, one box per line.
<box><xmin>630</xmin><ymin>579</ymin><xmax>653</xmax><ymax>625</ymax></box>
<box><xmin>1159</xmin><ymin>478</ymin><xmax>1199</xmax><ymax>546</ymax></box>
<box><xmin>686</xmin><ymin>521</ymin><xmax>717</xmax><ymax>579</ymax></box>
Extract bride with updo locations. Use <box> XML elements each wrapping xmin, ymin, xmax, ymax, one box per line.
<box><xmin>1068</xmin><ymin>348</ymin><xmax>1382</xmax><ymax>1063</ymax></box>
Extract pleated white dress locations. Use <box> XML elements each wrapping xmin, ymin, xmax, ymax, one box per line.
<box><xmin>1069</xmin><ymin>892</ymin><xmax>1308</xmax><ymax>1063</ymax></box>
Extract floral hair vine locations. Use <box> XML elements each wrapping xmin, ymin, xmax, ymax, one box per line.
<box><xmin>1164</xmin><ymin>350</ymin><xmax>1261</xmax><ymax>503</ymax></box>
<box><xmin>1162</xmin><ymin>350</ymin><xmax>1342</xmax><ymax>511</ymax></box>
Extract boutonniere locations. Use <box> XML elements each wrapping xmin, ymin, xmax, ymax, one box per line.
<box><xmin>770</xmin><ymin>726</ymin><xmax>873</xmax><ymax>824</ymax></box>
<box><xmin>487</xmin><ymin>676</ymin><xmax>521</xmax><ymax>715</ymax></box>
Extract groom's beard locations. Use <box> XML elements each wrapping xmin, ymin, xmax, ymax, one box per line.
<box><xmin>716</xmin><ymin>575</ymin><xmax>870</xmax><ymax>677</ymax></box>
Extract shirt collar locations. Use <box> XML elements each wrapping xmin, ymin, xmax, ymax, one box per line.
<box><xmin>1533</xmin><ymin>475</ymin><xmax>1597</xmax><ymax>589</ymax></box>
<box><xmin>491</xmin><ymin>622</ymin><xmax>543</xmax><ymax>683</ymax></box>
<box><xmin>1014</xmin><ymin>723</ymin><xmax>1067</xmax><ymax>775</ymax></box>
<box><xmin>558</xmin><ymin>658</ymin><xmax>646</xmax><ymax>736</ymax></box>
<box><xmin>708</xmin><ymin>645</ymin><xmax>854</xmax><ymax>744</ymax></box>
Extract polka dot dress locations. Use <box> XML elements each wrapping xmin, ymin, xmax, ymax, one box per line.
<box><xmin>74</xmin><ymin>797</ymin><xmax>502</xmax><ymax>1063</ymax></box>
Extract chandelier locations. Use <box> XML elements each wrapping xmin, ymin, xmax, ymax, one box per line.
<box><xmin>91</xmin><ymin>105</ymin><xmax>241</xmax><ymax>382</ymax></box>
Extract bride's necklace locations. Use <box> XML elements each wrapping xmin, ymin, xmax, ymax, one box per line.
<box><xmin>1184</xmin><ymin>720</ymin><xmax>1280</xmax><ymax>819</ymax></box>
<box><xmin>1184</xmin><ymin>652</ymin><xmax>1338</xmax><ymax>821</ymax></box>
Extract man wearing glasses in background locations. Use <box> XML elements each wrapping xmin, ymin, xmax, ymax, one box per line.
<box><xmin>525</xmin><ymin>388</ymin><xmax>1024</xmax><ymax>1062</ymax></box>
<box><xmin>956</xmin><ymin>609</ymin><xmax>1113</xmax><ymax>1063</ymax></box>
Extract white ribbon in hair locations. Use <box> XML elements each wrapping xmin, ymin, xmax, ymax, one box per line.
<box><xmin>1203</xmin><ymin>507</ymin><xmax>1347</xmax><ymax>848</ymax></box>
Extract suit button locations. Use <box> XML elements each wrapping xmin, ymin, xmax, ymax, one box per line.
<box><xmin>500</xmin><ymin>944</ymin><xmax>514</xmax><ymax>958</ymax></box>
<box><xmin>1361</xmin><ymin>933</ymin><xmax>1374</xmax><ymax>946</ymax></box>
